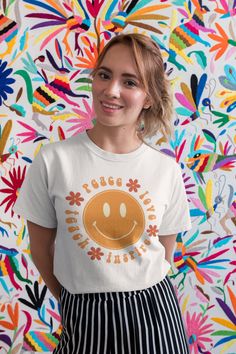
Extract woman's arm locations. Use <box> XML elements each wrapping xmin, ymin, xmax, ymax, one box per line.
<box><xmin>158</xmin><ymin>234</ymin><xmax>177</xmax><ymax>264</ymax></box>
<box><xmin>27</xmin><ymin>221</ymin><xmax>62</xmax><ymax>301</ymax></box>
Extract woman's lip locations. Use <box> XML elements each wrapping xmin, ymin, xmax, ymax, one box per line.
<box><xmin>101</xmin><ymin>101</ymin><xmax>123</xmax><ymax>108</ymax></box>
<box><xmin>100</xmin><ymin>101</ymin><xmax>123</xmax><ymax>112</ymax></box>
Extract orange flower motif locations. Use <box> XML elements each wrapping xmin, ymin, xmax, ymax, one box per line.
<box><xmin>76</xmin><ymin>37</ymin><xmax>105</xmax><ymax>69</ymax></box>
<box><xmin>66</xmin><ymin>192</ymin><xmax>84</xmax><ymax>206</ymax></box>
<box><xmin>209</xmin><ymin>23</ymin><xmax>229</xmax><ymax>60</ymax></box>
<box><xmin>0</xmin><ymin>302</ymin><xmax>19</xmax><ymax>330</ymax></box>
<box><xmin>87</xmin><ymin>247</ymin><xmax>104</xmax><ymax>260</ymax></box>
<box><xmin>126</xmin><ymin>179</ymin><xmax>141</xmax><ymax>192</ymax></box>
<box><xmin>146</xmin><ymin>225</ymin><xmax>159</xmax><ymax>237</ymax></box>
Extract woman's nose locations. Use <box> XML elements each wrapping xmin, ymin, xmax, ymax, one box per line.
<box><xmin>104</xmin><ymin>80</ymin><xmax>120</xmax><ymax>98</ymax></box>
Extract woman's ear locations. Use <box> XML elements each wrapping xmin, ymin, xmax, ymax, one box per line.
<box><xmin>143</xmin><ymin>95</ymin><xmax>152</xmax><ymax>109</ymax></box>
<box><xmin>143</xmin><ymin>101</ymin><xmax>152</xmax><ymax>109</ymax></box>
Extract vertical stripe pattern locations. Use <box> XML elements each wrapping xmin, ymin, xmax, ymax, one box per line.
<box><xmin>53</xmin><ymin>275</ymin><xmax>190</xmax><ymax>354</ymax></box>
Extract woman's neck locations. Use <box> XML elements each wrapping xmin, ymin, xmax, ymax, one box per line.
<box><xmin>86</xmin><ymin>125</ymin><xmax>143</xmax><ymax>154</ymax></box>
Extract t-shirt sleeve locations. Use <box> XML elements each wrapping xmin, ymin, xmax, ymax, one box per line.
<box><xmin>13</xmin><ymin>148</ymin><xmax>57</xmax><ymax>228</ymax></box>
<box><xmin>158</xmin><ymin>163</ymin><xmax>192</xmax><ymax>236</ymax></box>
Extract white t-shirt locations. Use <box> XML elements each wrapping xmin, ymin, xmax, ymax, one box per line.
<box><xmin>13</xmin><ymin>131</ymin><xmax>192</xmax><ymax>294</ymax></box>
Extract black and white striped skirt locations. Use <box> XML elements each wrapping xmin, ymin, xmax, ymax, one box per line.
<box><xmin>53</xmin><ymin>275</ymin><xmax>190</xmax><ymax>354</ymax></box>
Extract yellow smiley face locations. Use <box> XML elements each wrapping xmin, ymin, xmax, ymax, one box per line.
<box><xmin>83</xmin><ymin>190</ymin><xmax>145</xmax><ymax>250</ymax></box>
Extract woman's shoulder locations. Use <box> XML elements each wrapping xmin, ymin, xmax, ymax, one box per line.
<box><xmin>144</xmin><ymin>142</ymin><xmax>179</xmax><ymax>170</ymax></box>
<box><xmin>40</xmin><ymin>132</ymin><xmax>85</xmax><ymax>156</ymax></box>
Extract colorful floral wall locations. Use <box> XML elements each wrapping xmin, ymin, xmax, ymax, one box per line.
<box><xmin>0</xmin><ymin>0</ymin><xmax>236</xmax><ymax>353</ymax></box>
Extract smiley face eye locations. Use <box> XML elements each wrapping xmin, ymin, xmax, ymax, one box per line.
<box><xmin>103</xmin><ymin>202</ymin><xmax>110</xmax><ymax>217</ymax></box>
<box><xmin>120</xmin><ymin>203</ymin><xmax>126</xmax><ymax>218</ymax></box>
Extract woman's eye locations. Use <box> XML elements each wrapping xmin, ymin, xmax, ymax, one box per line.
<box><xmin>125</xmin><ymin>80</ymin><xmax>137</xmax><ymax>87</ymax></box>
<box><xmin>98</xmin><ymin>72</ymin><xmax>109</xmax><ymax>80</ymax></box>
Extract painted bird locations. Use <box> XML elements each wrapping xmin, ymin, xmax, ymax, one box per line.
<box><xmin>101</xmin><ymin>0</ymin><xmax>171</xmax><ymax>34</ymax></box>
<box><xmin>185</xmin><ymin>133</ymin><xmax>236</xmax><ymax>183</ymax></box>
<box><xmin>172</xmin><ymin>232</ymin><xmax>229</xmax><ymax>290</ymax></box>
<box><xmin>23</xmin><ymin>0</ymin><xmax>91</xmax><ymax>56</ymax></box>
<box><xmin>202</xmin><ymin>97</ymin><xmax>236</xmax><ymax>128</ymax></box>
<box><xmin>167</xmin><ymin>0</ymin><xmax>215</xmax><ymax>71</ymax></box>
<box><xmin>32</xmin><ymin>73</ymin><xmax>87</xmax><ymax>130</ymax></box>
<box><xmin>22</xmin><ymin>42</ymin><xmax>89</xmax><ymax>130</ymax></box>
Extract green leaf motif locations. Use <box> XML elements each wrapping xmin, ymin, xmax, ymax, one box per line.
<box><xmin>202</xmin><ymin>129</ymin><xmax>216</xmax><ymax>144</ymax></box>
<box><xmin>76</xmin><ymin>85</ymin><xmax>92</xmax><ymax>92</ymax></box>
<box><xmin>188</xmin><ymin>51</ymin><xmax>207</xmax><ymax>69</ymax></box>
<box><xmin>212</xmin><ymin>330</ymin><xmax>236</xmax><ymax>336</ymax></box>
<box><xmin>75</xmin><ymin>77</ymin><xmax>92</xmax><ymax>84</ymax></box>
<box><xmin>14</xmin><ymin>70</ymin><xmax>33</xmax><ymax>104</ymax></box>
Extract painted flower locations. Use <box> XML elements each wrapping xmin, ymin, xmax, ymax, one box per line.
<box><xmin>66</xmin><ymin>192</ymin><xmax>84</xmax><ymax>206</ymax></box>
<box><xmin>0</xmin><ymin>59</ymin><xmax>15</xmax><ymax>105</ymax></box>
<box><xmin>211</xmin><ymin>286</ymin><xmax>236</xmax><ymax>351</ymax></box>
<box><xmin>186</xmin><ymin>311</ymin><xmax>213</xmax><ymax>354</ymax></box>
<box><xmin>86</xmin><ymin>0</ymin><xmax>105</xmax><ymax>18</ymax></box>
<box><xmin>88</xmin><ymin>247</ymin><xmax>104</xmax><ymax>260</ymax></box>
<box><xmin>208</xmin><ymin>23</ymin><xmax>236</xmax><ymax>60</ymax></box>
<box><xmin>76</xmin><ymin>38</ymin><xmax>105</xmax><ymax>69</ymax></box>
<box><xmin>126</xmin><ymin>179</ymin><xmax>141</xmax><ymax>192</ymax></box>
<box><xmin>146</xmin><ymin>225</ymin><xmax>159</xmax><ymax>237</ymax></box>
<box><xmin>18</xmin><ymin>281</ymin><xmax>47</xmax><ymax>316</ymax></box>
<box><xmin>0</xmin><ymin>302</ymin><xmax>19</xmax><ymax>330</ymax></box>
<box><xmin>16</xmin><ymin>120</ymin><xmax>48</xmax><ymax>143</ymax></box>
<box><xmin>66</xmin><ymin>99</ymin><xmax>95</xmax><ymax>135</ymax></box>
<box><xmin>0</xmin><ymin>166</ymin><xmax>26</xmax><ymax>217</ymax></box>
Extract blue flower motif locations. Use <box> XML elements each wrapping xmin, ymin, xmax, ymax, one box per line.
<box><xmin>0</xmin><ymin>59</ymin><xmax>15</xmax><ymax>106</ymax></box>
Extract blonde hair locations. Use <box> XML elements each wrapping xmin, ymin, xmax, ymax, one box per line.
<box><xmin>91</xmin><ymin>33</ymin><xmax>174</xmax><ymax>140</ymax></box>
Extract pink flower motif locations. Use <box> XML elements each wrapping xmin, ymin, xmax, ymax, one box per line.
<box><xmin>186</xmin><ymin>311</ymin><xmax>213</xmax><ymax>354</ymax></box>
<box><xmin>126</xmin><ymin>179</ymin><xmax>141</xmax><ymax>192</ymax></box>
<box><xmin>146</xmin><ymin>225</ymin><xmax>159</xmax><ymax>237</ymax></box>
<box><xmin>66</xmin><ymin>99</ymin><xmax>94</xmax><ymax>135</ymax></box>
<box><xmin>65</xmin><ymin>192</ymin><xmax>84</xmax><ymax>206</ymax></box>
<box><xmin>16</xmin><ymin>121</ymin><xmax>47</xmax><ymax>143</ymax></box>
<box><xmin>87</xmin><ymin>247</ymin><xmax>104</xmax><ymax>260</ymax></box>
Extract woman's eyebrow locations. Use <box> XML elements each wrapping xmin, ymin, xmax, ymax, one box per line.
<box><xmin>98</xmin><ymin>66</ymin><xmax>139</xmax><ymax>80</ymax></box>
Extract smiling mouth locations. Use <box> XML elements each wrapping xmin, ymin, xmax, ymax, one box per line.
<box><xmin>92</xmin><ymin>220</ymin><xmax>137</xmax><ymax>240</ymax></box>
<box><xmin>101</xmin><ymin>101</ymin><xmax>124</xmax><ymax>111</ymax></box>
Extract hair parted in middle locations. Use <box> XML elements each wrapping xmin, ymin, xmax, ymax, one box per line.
<box><xmin>91</xmin><ymin>33</ymin><xmax>174</xmax><ymax>140</ymax></box>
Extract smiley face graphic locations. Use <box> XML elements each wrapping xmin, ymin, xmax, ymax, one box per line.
<box><xmin>83</xmin><ymin>190</ymin><xmax>145</xmax><ymax>250</ymax></box>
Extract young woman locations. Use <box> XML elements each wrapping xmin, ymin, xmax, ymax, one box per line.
<box><xmin>14</xmin><ymin>33</ymin><xmax>192</xmax><ymax>353</ymax></box>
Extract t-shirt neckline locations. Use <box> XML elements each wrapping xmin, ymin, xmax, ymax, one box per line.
<box><xmin>80</xmin><ymin>130</ymin><xmax>148</xmax><ymax>161</ymax></box>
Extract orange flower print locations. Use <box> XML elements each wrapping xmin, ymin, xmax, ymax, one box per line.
<box><xmin>146</xmin><ymin>225</ymin><xmax>159</xmax><ymax>237</ymax></box>
<box><xmin>208</xmin><ymin>23</ymin><xmax>229</xmax><ymax>60</ymax></box>
<box><xmin>88</xmin><ymin>247</ymin><xmax>104</xmax><ymax>260</ymax></box>
<box><xmin>0</xmin><ymin>302</ymin><xmax>19</xmax><ymax>330</ymax></box>
<box><xmin>126</xmin><ymin>179</ymin><xmax>141</xmax><ymax>192</ymax></box>
<box><xmin>66</xmin><ymin>192</ymin><xmax>84</xmax><ymax>206</ymax></box>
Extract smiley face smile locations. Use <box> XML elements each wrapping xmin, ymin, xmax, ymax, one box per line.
<box><xmin>92</xmin><ymin>220</ymin><xmax>138</xmax><ymax>240</ymax></box>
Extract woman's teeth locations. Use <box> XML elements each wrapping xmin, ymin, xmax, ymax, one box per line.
<box><xmin>102</xmin><ymin>102</ymin><xmax>122</xmax><ymax>109</ymax></box>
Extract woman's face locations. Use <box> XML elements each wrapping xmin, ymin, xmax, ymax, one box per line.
<box><xmin>92</xmin><ymin>44</ymin><xmax>149</xmax><ymax>131</ymax></box>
